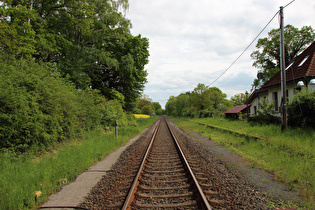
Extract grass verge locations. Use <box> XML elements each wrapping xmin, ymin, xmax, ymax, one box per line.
<box><xmin>0</xmin><ymin>116</ymin><xmax>158</xmax><ymax>209</ymax></box>
<box><xmin>170</xmin><ymin>117</ymin><xmax>314</xmax><ymax>209</ymax></box>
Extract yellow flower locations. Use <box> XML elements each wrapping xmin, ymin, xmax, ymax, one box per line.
<box><xmin>132</xmin><ymin>114</ymin><xmax>150</xmax><ymax>118</ymax></box>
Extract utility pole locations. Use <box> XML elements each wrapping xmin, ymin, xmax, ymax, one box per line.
<box><xmin>280</xmin><ymin>6</ymin><xmax>287</xmax><ymax>131</ymax></box>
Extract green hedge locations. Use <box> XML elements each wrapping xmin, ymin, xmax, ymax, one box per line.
<box><xmin>0</xmin><ymin>60</ymin><xmax>79</xmax><ymax>152</ymax></box>
<box><xmin>0</xmin><ymin>59</ymin><xmax>133</xmax><ymax>153</ymax></box>
<box><xmin>288</xmin><ymin>89</ymin><xmax>315</xmax><ymax>128</ymax></box>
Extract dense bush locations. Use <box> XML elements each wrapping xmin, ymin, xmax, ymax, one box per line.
<box><xmin>247</xmin><ymin>98</ymin><xmax>281</xmax><ymax>125</ymax></box>
<box><xmin>0</xmin><ymin>59</ymin><xmax>80</xmax><ymax>152</ymax></box>
<box><xmin>288</xmin><ymin>89</ymin><xmax>315</xmax><ymax>128</ymax></box>
<box><xmin>248</xmin><ymin>114</ymin><xmax>281</xmax><ymax>125</ymax></box>
<box><xmin>0</xmin><ymin>59</ymin><xmax>132</xmax><ymax>153</ymax></box>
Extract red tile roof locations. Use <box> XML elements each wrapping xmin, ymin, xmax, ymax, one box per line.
<box><xmin>225</xmin><ymin>105</ymin><xmax>250</xmax><ymax>114</ymax></box>
<box><xmin>262</xmin><ymin>41</ymin><xmax>315</xmax><ymax>88</ymax></box>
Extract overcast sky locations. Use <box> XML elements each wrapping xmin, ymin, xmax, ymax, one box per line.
<box><xmin>126</xmin><ymin>0</ymin><xmax>315</xmax><ymax>108</ymax></box>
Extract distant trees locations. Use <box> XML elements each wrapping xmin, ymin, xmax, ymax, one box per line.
<box><xmin>165</xmin><ymin>83</ymin><xmax>233</xmax><ymax>117</ymax></box>
<box><xmin>251</xmin><ymin>25</ymin><xmax>315</xmax><ymax>89</ymax></box>
<box><xmin>136</xmin><ymin>95</ymin><xmax>162</xmax><ymax>116</ymax></box>
<box><xmin>230</xmin><ymin>93</ymin><xmax>247</xmax><ymax>106</ymax></box>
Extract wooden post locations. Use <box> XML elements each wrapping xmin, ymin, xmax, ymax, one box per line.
<box><xmin>115</xmin><ymin>120</ymin><xmax>118</xmax><ymax>138</ymax></box>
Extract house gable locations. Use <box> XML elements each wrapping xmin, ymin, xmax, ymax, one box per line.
<box><xmin>248</xmin><ymin>41</ymin><xmax>315</xmax><ymax>115</ymax></box>
<box><xmin>263</xmin><ymin>41</ymin><xmax>315</xmax><ymax>88</ymax></box>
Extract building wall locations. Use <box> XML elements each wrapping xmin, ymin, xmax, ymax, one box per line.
<box><xmin>249</xmin><ymin>92</ymin><xmax>267</xmax><ymax>115</ymax></box>
<box><xmin>249</xmin><ymin>83</ymin><xmax>309</xmax><ymax>116</ymax></box>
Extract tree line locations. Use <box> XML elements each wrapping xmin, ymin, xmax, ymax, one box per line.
<box><xmin>165</xmin><ymin>83</ymin><xmax>234</xmax><ymax>118</ymax></box>
<box><xmin>0</xmin><ymin>0</ymin><xmax>151</xmax><ymax>153</ymax></box>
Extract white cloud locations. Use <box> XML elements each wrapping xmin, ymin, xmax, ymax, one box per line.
<box><xmin>127</xmin><ymin>0</ymin><xmax>315</xmax><ymax>108</ymax></box>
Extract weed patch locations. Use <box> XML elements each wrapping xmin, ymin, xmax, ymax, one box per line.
<box><xmin>171</xmin><ymin>117</ymin><xmax>314</xmax><ymax>208</ymax></box>
<box><xmin>0</xmin><ymin>117</ymin><xmax>157</xmax><ymax>209</ymax></box>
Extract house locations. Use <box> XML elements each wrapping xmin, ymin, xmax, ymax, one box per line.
<box><xmin>247</xmin><ymin>41</ymin><xmax>315</xmax><ymax>116</ymax></box>
<box><xmin>225</xmin><ymin>104</ymin><xmax>250</xmax><ymax>119</ymax></box>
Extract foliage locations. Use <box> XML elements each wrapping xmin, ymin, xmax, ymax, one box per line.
<box><xmin>0</xmin><ymin>0</ymin><xmax>152</xmax><ymax>153</ymax></box>
<box><xmin>248</xmin><ymin>98</ymin><xmax>281</xmax><ymax>125</ymax></box>
<box><xmin>248</xmin><ymin>114</ymin><xmax>282</xmax><ymax>125</ymax></box>
<box><xmin>288</xmin><ymin>89</ymin><xmax>315</xmax><ymax>128</ymax></box>
<box><xmin>165</xmin><ymin>96</ymin><xmax>177</xmax><ymax>116</ymax></box>
<box><xmin>0</xmin><ymin>58</ymin><xmax>132</xmax><ymax>153</ymax></box>
<box><xmin>0</xmin><ymin>117</ymin><xmax>157</xmax><ymax>209</ymax></box>
<box><xmin>165</xmin><ymin>84</ymin><xmax>233</xmax><ymax>118</ymax></box>
<box><xmin>0</xmin><ymin>4</ymin><xmax>37</xmax><ymax>59</ymax></box>
<box><xmin>155</xmin><ymin>108</ymin><xmax>165</xmax><ymax>116</ymax></box>
<box><xmin>152</xmin><ymin>102</ymin><xmax>162</xmax><ymax>112</ymax></box>
<box><xmin>0</xmin><ymin>59</ymin><xmax>79</xmax><ymax>152</ymax></box>
<box><xmin>231</xmin><ymin>93</ymin><xmax>247</xmax><ymax>106</ymax></box>
<box><xmin>257</xmin><ymin>98</ymin><xmax>275</xmax><ymax>115</ymax></box>
<box><xmin>136</xmin><ymin>95</ymin><xmax>154</xmax><ymax>116</ymax></box>
<box><xmin>0</xmin><ymin>0</ymin><xmax>149</xmax><ymax>111</ymax></box>
<box><xmin>251</xmin><ymin>25</ymin><xmax>315</xmax><ymax>89</ymax></box>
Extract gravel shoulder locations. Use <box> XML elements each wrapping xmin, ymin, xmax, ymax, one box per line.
<box><xmin>177</xmin><ymin>123</ymin><xmax>301</xmax><ymax>204</ymax></box>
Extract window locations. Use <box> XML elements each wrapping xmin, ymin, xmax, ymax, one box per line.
<box><xmin>298</xmin><ymin>56</ymin><xmax>309</xmax><ymax>67</ymax></box>
<box><xmin>272</xmin><ymin>92</ymin><xmax>278</xmax><ymax>111</ymax></box>
<box><xmin>285</xmin><ymin>62</ymin><xmax>294</xmax><ymax>70</ymax></box>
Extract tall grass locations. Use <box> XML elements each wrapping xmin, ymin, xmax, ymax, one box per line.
<box><xmin>0</xmin><ymin>116</ymin><xmax>158</xmax><ymax>209</ymax></box>
<box><xmin>171</xmin><ymin>117</ymin><xmax>314</xmax><ymax>208</ymax></box>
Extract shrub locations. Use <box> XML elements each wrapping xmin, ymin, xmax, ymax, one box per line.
<box><xmin>248</xmin><ymin>114</ymin><xmax>281</xmax><ymax>125</ymax></box>
<box><xmin>248</xmin><ymin>98</ymin><xmax>281</xmax><ymax>125</ymax></box>
<box><xmin>288</xmin><ymin>89</ymin><xmax>315</xmax><ymax>128</ymax></box>
<box><xmin>0</xmin><ymin>58</ymin><xmax>135</xmax><ymax>153</ymax></box>
<box><xmin>0</xmin><ymin>59</ymin><xmax>80</xmax><ymax>152</ymax></box>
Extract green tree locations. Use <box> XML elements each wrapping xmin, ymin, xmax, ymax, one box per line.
<box><xmin>152</xmin><ymin>102</ymin><xmax>161</xmax><ymax>112</ymax></box>
<box><xmin>251</xmin><ymin>25</ymin><xmax>315</xmax><ymax>88</ymax></box>
<box><xmin>176</xmin><ymin>93</ymin><xmax>190</xmax><ymax>117</ymax></box>
<box><xmin>0</xmin><ymin>3</ymin><xmax>37</xmax><ymax>59</ymax></box>
<box><xmin>191</xmin><ymin>83</ymin><xmax>212</xmax><ymax>111</ymax></box>
<box><xmin>231</xmin><ymin>93</ymin><xmax>247</xmax><ymax>106</ymax></box>
<box><xmin>165</xmin><ymin>84</ymin><xmax>230</xmax><ymax>117</ymax></box>
<box><xmin>165</xmin><ymin>96</ymin><xmax>177</xmax><ymax>116</ymax></box>
<box><xmin>0</xmin><ymin>0</ymin><xmax>149</xmax><ymax>111</ymax></box>
<box><xmin>136</xmin><ymin>95</ymin><xmax>154</xmax><ymax>116</ymax></box>
<box><xmin>208</xmin><ymin>87</ymin><xmax>227</xmax><ymax>110</ymax></box>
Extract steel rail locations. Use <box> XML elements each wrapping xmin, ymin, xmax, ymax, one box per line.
<box><xmin>165</xmin><ymin>119</ymin><xmax>212</xmax><ymax>210</ymax></box>
<box><xmin>121</xmin><ymin>117</ymin><xmax>161</xmax><ymax>210</ymax></box>
<box><xmin>122</xmin><ymin>117</ymin><xmax>212</xmax><ymax>209</ymax></box>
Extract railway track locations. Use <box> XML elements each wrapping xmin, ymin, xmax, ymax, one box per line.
<box><xmin>122</xmin><ymin>117</ymin><xmax>212</xmax><ymax>209</ymax></box>
<box><xmin>80</xmin><ymin>117</ymin><xmax>269</xmax><ymax>209</ymax></box>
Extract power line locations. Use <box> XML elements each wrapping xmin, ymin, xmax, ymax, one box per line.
<box><xmin>284</xmin><ymin>0</ymin><xmax>296</xmax><ymax>8</ymax></box>
<box><xmin>210</xmin><ymin>11</ymin><xmax>279</xmax><ymax>86</ymax></box>
<box><xmin>210</xmin><ymin>0</ymin><xmax>297</xmax><ymax>86</ymax></box>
